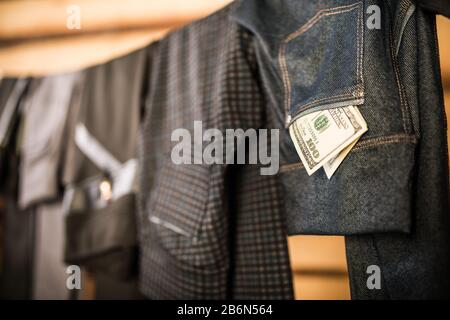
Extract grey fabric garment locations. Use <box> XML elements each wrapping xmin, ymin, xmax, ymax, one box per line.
<box><xmin>13</xmin><ymin>73</ymin><xmax>82</xmax><ymax>300</ymax></box>
<box><xmin>231</xmin><ymin>0</ymin><xmax>450</xmax><ymax>299</ymax></box>
<box><xmin>19</xmin><ymin>73</ymin><xmax>82</xmax><ymax>209</ymax></box>
<box><xmin>33</xmin><ymin>202</ymin><xmax>70</xmax><ymax>300</ymax></box>
<box><xmin>61</xmin><ymin>48</ymin><xmax>147</xmax><ymax>298</ymax></box>
<box><xmin>0</xmin><ymin>79</ymin><xmax>35</xmax><ymax>299</ymax></box>
<box><xmin>138</xmin><ymin>4</ymin><xmax>293</xmax><ymax>299</ymax></box>
<box><xmin>62</xmin><ymin>49</ymin><xmax>146</xmax><ymax>185</ymax></box>
<box><xmin>63</xmin><ymin>123</ymin><xmax>138</xmax><ymax>280</ymax></box>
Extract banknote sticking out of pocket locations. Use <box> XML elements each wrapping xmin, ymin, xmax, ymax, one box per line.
<box><xmin>289</xmin><ymin>106</ymin><xmax>367</xmax><ymax>179</ymax></box>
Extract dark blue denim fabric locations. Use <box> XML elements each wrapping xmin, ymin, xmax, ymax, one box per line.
<box><xmin>232</xmin><ymin>0</ymin><xmax>450</xmax><ymax>298</ymax></box>
<box><xmin>232</xmin><ymin>0</ymin><xmax>418</xmax><ymax>235</ymax></box>
<box><xmin>345</xmin><ymin>6</ymin><xmax>450</xmax><ymax>299</ymax></box>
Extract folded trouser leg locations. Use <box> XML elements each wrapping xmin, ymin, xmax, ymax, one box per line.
<box><xmin>345</xmin><ymin>10</ymin><xmax>450</xmax><ymax>300</ymax></box>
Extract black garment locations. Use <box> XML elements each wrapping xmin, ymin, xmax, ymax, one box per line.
<box><xmin>61</xmin><ymin>48</ymin><xmax>147</xmax><ymax>299</ymax></box>
<box><xmin>0</xmin><ymin>79</ymin><xmax>26</xmax><ymax>176</ymax></box>
<box><xmin>417</xmin><ymin>0</ymin><xmax>450</xmax><ymax>18</ymax></box>
<box><xmin>64</xmin><ymin>191</ymin><xmax>138</xmax><ymax>280</ymax></box>
<box><xmin>0</xmin><ymin>79</ymin><xmax>35</xmax><ymax>299</ymax></box>
<box><xmin>0</xmin><ymin>176</ymin><xmax>35</xmax><ymax>300</ymax></box>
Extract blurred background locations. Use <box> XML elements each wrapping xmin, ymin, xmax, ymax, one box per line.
<box><xmin>0</xmin><ymin>0</ymin><xmax>449</xmax><ymax>300</ymax></box>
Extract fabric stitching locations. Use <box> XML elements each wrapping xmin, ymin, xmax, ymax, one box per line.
<box><xmin>358</xmin><ymin>1</ymin><xmax>364</xmax><ymax>87</ymax></box>
<box><xmin>279</xmin><ymin>162</ymin><xmax>304</xmax><ymax>173</ymax></box>
<box><xmin>388</xmin><ymin>9</ymin><xmax>411</xmax><ymax>134</ymax></box>
<box><xmin>395</xmin><ymin>4</ymin><xmax>416</xmax><ymax>57</ymax></box>
<box><xmin>292</xmin><ymin>88</ymin><xmax>362</xmax><ymax>116</ymax></box>
<box><xmin>352</xmin><ymin>134</ymin><xmax>416</xmax><ymax>150</ymax></box>
<box><xmin>281</xmin><ymin>133</ymin><xmax>416</xmax><ymax>172</ymax></box>
<box><xmin>278</xmin><ymin>2</ymin><xmax>363</xmax><ymax>125</ymax></box>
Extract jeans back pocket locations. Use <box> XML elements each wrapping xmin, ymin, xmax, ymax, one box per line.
<box><xmin>279</xmin><ymin>2</ymin><xmax>364</xmax><ymax>124</ymax></box>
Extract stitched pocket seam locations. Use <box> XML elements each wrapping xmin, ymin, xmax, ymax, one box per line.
<box><xmin>280</xmin><ymin>133</ymin><xmax>416</xmax><ymax>172</ymax></box>
<box><xmin>278</xmin><ymin>2</ymin><xmax>364</xmax><ymax>124</ymax></box>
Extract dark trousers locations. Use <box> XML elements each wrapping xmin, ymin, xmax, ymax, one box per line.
<box><xmin>345</xmin><ymin>10</ymin><xmax>450</xmax><ymax>299</ymax></box>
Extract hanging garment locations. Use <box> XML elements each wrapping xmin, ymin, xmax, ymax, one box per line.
<box><xmin>61</xmin><ymin>48</ymin><xmax>147</xmax><ymax>299</ymax></box>
<box><xmin>19</xmin><ymin>73</ymin><xmax>82</xmax><ymax>209</ymax></box>
<box><xmin>62</xmin><ymin>49</ymin><xmax>146</xmax><ymax>185</ymax></box>
<box><xmin>0</xmin><ymin>180</ymin><xmax>35</xmax><ymax>300</ymax></box>
<box><xmin>138</xmin><ymin>4</ymin><xmax>293</xmax><ymax>299</ymax></box>
<box><xmin>231</xmin><ymin>0</ymin><xmax>450</xmax><ymax>299</ymax></box>
<box><xmin>16</xmin><ymin>73</ymin><xmax>83</xmax><ymax>300</ymax></box>
<box><xmin>0</xmin><ymin>79</ymin><xmax>27</xmax><ymax>177</ymax></box>
<box><xmin>0</xmin><ymin>79</ymin><xmax>18</xmax><ymax>148</ymax></box>
<box><xmin>344</xmin><ymin>3</ymin><xmax>450</xmax><ymax>299</ymax></box>
<box><xmin>63</xmin><ymin>124</ymin><xmax>138</xmax><ymax>281</ymax></box>
<box><xmin>0</xmin><ymin>78</ymin><xmax>35</xmax><ymax>300</ymax></box>
<box><xmin>32</xmin><ymin>203</ymin><xmax>69</xmax><ymax>300</ymax></box>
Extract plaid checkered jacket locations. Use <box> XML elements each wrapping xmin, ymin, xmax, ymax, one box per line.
<box><xmin>138</xmin><ymin>5</ymin><xmax>294</xmax><ymax>299</ymax></box>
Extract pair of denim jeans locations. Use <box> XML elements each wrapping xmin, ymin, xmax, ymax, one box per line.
<box><xmin>232</xmin><ymin>0</ymin><xmax>450</xmax><ymax>299</ymax></box>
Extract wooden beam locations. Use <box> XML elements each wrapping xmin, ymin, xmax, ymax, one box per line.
<box><xmin>0</xmin><ymin>0</ymin><xmax>233</xmax><ymax>40</ymax></box>
<box><xmin>0</xmin><ymin>28</ymin><xmax>169</xmax><ymax>76</ymax></box>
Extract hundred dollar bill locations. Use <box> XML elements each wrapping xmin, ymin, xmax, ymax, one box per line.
<box><xmin>288</xmin><ymin>106</ymin><xmax>365</xmax><ymax>175</ymax></box>
<box><xmin>323</xmin><ymin>138</ymin><xmax>359</xmax><ymax>178</ymax></box>
<box><xmin>323</xmin><ymin>106</ymin><xmax>367</xmax><ymax>178</ymax></box>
